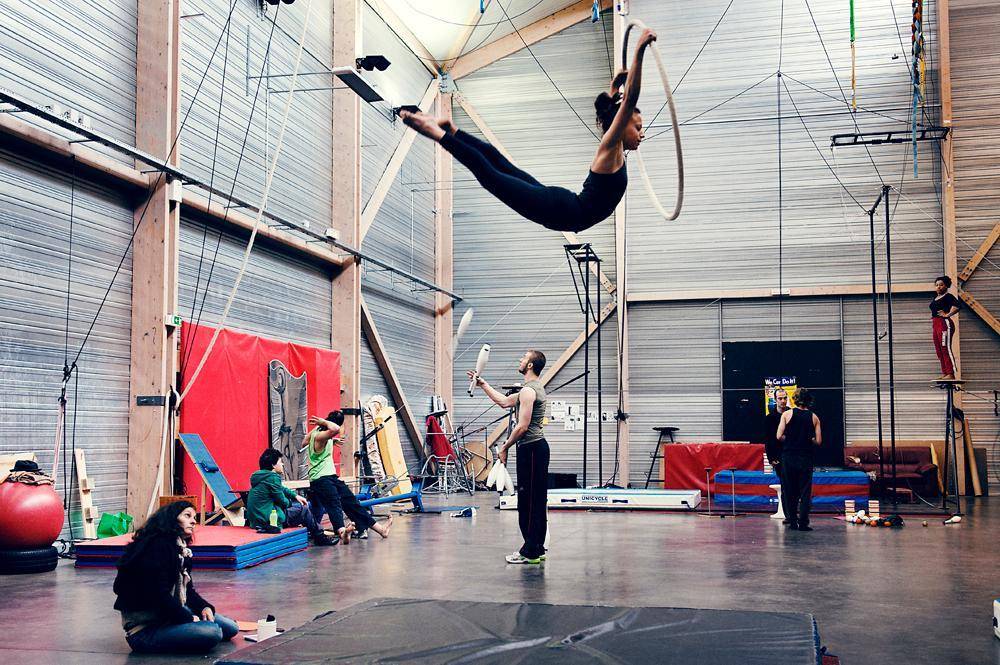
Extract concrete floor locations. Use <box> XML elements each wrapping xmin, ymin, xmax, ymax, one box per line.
<box><xmin>1</xmin><ymin>495</ymin><xmax>998</xmax><ymax>665</ymax></box>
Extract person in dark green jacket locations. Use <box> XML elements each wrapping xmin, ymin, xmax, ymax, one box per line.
<box><xmin>247</xmin><ymin>448</ymin><xmax>336</xmax><ymax>546</ymax></box>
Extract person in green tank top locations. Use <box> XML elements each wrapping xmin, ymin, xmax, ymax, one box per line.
<box><xmin>469</xmin><ymin>349</ymin><xmax>550</xmax><ymax>565</ymax></box>
<box><xmin>303</xmin><ymin>411</ymin><xmax>393</xmax><ymax>544</ymax></box>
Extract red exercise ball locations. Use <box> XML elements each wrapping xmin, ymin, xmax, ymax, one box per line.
<box><xmin>0</xmin><ymin>482</ymin><xmax>65</xmax><ymax>549</ymax></box>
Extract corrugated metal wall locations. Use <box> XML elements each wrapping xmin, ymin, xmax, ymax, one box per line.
<box><xmin>179</xmin><ymin>0</ymin><xmax>334</xmax><ymax>229</ymax></box>
<box><xmin>950</xmin><ymin>0</ymin><xmax>1000</xmax><ymax>493</ymax></box>
<box><xmin>0</xmin><ymin>149</ymin><xmax>133</xmax><ymax>536</ymax></box>
<box><xmin>450</xmin><ymin>15</ymin><xmax>618</xmax><ymax>483</ymax></box>
<box><xmin>358</xmin><ymin>5</ymin><xmax>438</xmax><ymax>467</ymax></box>
<box><xmin>178</xmin><ymin>214</ymin><xmax>333</xmax><ymax>348</ymax></box>
<box><xmin>0</xmin><ymin>0</ymin><xmax>137</xmax><ymax>156</ymax></box>
<box><xmin>625</xmin><ymin>0</ymin><xmax>942</xmax><ymax>293</ymax></box>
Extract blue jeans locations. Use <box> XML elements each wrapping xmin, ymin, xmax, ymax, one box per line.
<box><xmin>126</xmin><ymin>610</ymin><xmax>238</xmax><ymax>654</ymax></box>
<box><xmin>285</xmin><ymin>501</ymin><xmax>320</xmax><ymax>536</ymax></box>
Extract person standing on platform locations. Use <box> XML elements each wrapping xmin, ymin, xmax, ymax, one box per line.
<box><xmin>469</xmin><ymin>349</ymin><xmax>549</xmax><ymax>564</ymax></box>
<box><xmin>763</xmin><ymin>388</ymin><xmax>789</xmax><ymax>481</ymax></box>
<box><xmin>930</xmin><ymin>275</ymin><xmax>961</xmax><ymax>380</ymax></box>
<box><xmin>776</xmin><ymin>388</ymin><xmax>822</xmax><ymax>531</ymax></box>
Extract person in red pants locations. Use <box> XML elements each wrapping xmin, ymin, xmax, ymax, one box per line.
<box><xmin>930</xmin><ymin>275</ymin><xmax>961</xmax><ymax>380</ymax></box>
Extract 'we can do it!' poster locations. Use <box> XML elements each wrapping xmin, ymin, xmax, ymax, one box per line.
<box><xmin>764</xmin><ymin>376</ymin><xmax>798</xmax><ymax>415</ymax></box>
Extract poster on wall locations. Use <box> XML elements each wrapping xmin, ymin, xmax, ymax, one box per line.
<box><xmin>268</xmin><ymin>360</ymin><xmax>309</xmax><ymax>481</ymax></box>
<box><xmin>764</xmin><ymin>376</ymin><xmax>797</xmax><ymax>414</ymax></box>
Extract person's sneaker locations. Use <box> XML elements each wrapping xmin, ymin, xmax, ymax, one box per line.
<box><xmin>797</xmin><ymin>525</ymin><xmax>814</xmax><ymax>531</ymax></box>
<box><xmin>505</xmin><ymin>552</ymin><xmax>542</xmax><ymax>564</ymax></box>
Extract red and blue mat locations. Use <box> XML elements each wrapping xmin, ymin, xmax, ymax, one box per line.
<box><xmin>74</xmin><ymin>525</ymin><xmax>308</xmax><ymax>570</ymax></box>
<box><xmin>713</xmin><ymin>470</ymin><xmax>870</xmax><ymax>511</ymax></box>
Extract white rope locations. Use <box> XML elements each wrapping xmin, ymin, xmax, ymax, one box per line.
<box><xmin>622</xmin><ymin>18</ymin><xmax>684</xmax><ymax>221</ymax></box>
<box><xmin>144</xmin><ymin>0</ymin><xmax>315</xmax><ymax>519</ymax></box>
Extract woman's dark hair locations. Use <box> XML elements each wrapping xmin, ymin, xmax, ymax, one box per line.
<box><xmin>594</xmin><ymin>91</ymin><xmax>622</xmax><ymax>133</ymax></box>
<box><xmin>793</xmin><ymin>388</ymin><xmax>814</xmax><ymax>409</ymax></box>
<box><xmin>317</xmin><ymin>410</ymin><xmax>345</xmax><ymax>431</ymax></box>
<box><xmin>935</xmin><ymin>275</ymin><xmax>952</xmax><ymax>288</ymax></box>
<box><xmin>116</xmin><ymin>500</ymin><xmax>195</xmax><ymax>568</ymax></box>
<box><xmin>134</xmin><ymin>501</ymin><xmax>194</xmax><ymax>542</ymax></box>
<box><xmin>259</xmin><ymin>447</ymin><xmax>283</xmax><ymax>470</ymax></box>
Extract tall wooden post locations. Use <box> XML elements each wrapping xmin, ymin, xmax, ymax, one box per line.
<box><xmin>936</xmin><ymin>0</ymin><xmax>966</xmax><ymax>492</ymax></box>
<box><xmin>128</xmin><ymin>0</ymin><xmax>182</xmax><ymax>518</ymax></box>
<box><xmin>434</xmin><ymin>90</ymin><xmax>454</xmax><ymax>409</ymax></box>
<box><xmin>332</xmin><ymin>0</ymin><xmax>363</xmax><ymax>471</ymax></box>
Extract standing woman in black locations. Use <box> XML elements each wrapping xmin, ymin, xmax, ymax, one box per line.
<box><xmin>776</xmin><ymin>389</ymin><xmax>823</xmax><ymax>531</ymax></box>
<box><xmin>113</xmin><ymin>501</ymin><xmax>238</xmax><ymax>654</ymax></box>
<box><xmin>929</xmin><ymin>275</ymin><xmax>961</xmax><ymax>380</ymax></box>
<box><xmin>397</xmin><ymin>28</ymin><xmax>659</xmax><ymax>233</ymax></box>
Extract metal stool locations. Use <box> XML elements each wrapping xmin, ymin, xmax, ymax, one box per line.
<box><xmin>644</xmin><ymin>426</ymin><xmax>678</xmax><ymax>489</ymax></box>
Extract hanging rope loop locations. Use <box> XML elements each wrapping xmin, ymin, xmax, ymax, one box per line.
<box><xmin>621</xmin><ymin>18</ymin><xmax>684</xmax><ymax>221</ymax></box>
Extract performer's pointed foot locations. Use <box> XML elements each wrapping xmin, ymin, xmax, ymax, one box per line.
<box><xmin>398</xmin><ymin>109</ymin><xmax>446</xmax><ymax>140</ymax></box>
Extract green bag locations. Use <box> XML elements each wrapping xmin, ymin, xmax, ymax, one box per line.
<box><xmin>96</xmin><ymin>512</ymin><xmax>134</xmax><ymax>539</ymax></box>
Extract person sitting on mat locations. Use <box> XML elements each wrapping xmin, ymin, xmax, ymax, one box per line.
<box><xmin>247</xmin><ymin>448</ymin><xmax>337</xmax><ymax>546</ymax></box>
<box><xmin>397</xmin><ymin>28</ymin><xmax>658</xmax><ymax>233</ymax></box>
<box><xmin>305</xmin><ymin>411</ymin><xmax>392</xmax><ymax>544</ymax></box>
<box><xmin>775</xmin><ymin>388</ymin><xmax>823</xmax><ymax>532</ymax></box>
<box><xmin>113</xmin><ymin>500</ymin><xmax>238</xmax><ymax>654</ymax></box>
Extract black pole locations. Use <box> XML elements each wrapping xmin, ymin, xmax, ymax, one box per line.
<box><xmin>883</xmin><ymin>185</ymin><xmax>898</xmax><ymax>508</ymax></box>
<box><xmin>950</xmin><ymin>384</ymin><xmax>963</xmax><ymax>516</ymax></box>
<box><xmin>583</xmin><ymin>253</ymin><xmax>590</xmax><ymax>488</ymax></box>
<box><xmin>941</xmin><ymin>384</ymin><xmax>951</xmax><ymax>510</ymax></box>
<box><xmin>596</xmin><ymin>251</ymin><xmax>604</xmax><ymax>486</ymax></box>
<box><xmin>868</xmin><ymin>208</ymin><xmax>886</xmax><ymax>500</ymax></box>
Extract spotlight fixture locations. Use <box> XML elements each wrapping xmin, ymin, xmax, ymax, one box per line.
<box><xmin>356</xmin><ymin>55</ymin><xmax>390</xmax><ymax>72</ymax></box>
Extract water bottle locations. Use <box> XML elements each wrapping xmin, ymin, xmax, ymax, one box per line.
<box><xmin>269</xmin><ymin>508</ymin><xmax>278</xmax><ymax>528</ymax></box>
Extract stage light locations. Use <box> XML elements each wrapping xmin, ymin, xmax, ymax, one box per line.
<box><xmin>356</xmin><ymin>55</ymin><xmax>390</xmax><ymax>72</ymax></box>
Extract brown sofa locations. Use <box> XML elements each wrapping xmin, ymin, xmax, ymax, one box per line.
<box><xmin>844</xmin><ymin>446</ymin><xmax>938</xmax><ymax>496</ymax></box>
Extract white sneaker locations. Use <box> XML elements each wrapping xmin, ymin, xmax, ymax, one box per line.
<box><xmin>505</xmin><ymin>551</ymin><xmax>542</xmax><ymax>564</ymax></box>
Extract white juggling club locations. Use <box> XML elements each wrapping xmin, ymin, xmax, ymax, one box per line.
<box><xmin>468</xmin><ymin>343</ymin><xmax>490</xmax><ymax>396</ymax></box>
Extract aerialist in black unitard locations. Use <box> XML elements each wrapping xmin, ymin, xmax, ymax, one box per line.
<box><xmin>398</xmin><ymin>27</ymin><xmax>658</xmax><ymax>234</ymax></box>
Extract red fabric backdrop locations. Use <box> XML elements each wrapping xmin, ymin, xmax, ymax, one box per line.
<box><xmin>662</xmin><ymin>443</ymin><xmax>765</xmax><ymax>496</ymax></box>
<box><xmin>179</xmin><ymin>323</ymin><xmax>341</xmax><ymax>501</ymax></box>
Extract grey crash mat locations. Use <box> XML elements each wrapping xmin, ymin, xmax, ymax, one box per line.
<box><xmin>219</xmin><ymin>597</ymin><xmax>821</xmax><ymax>665</ymax></box>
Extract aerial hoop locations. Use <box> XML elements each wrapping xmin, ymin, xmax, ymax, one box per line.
<box><xmin>622</xmin><ymin>18</ymin><xmax>684</xmax><ymax>221</ymax></box>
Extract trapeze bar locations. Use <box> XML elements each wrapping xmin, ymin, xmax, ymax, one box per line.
<box><xmin>830</xmin><ymin>126</ymin><xmax>949</xmax><ymax>147</ymax></box>
<box><xmin>0</xmin><ymin>87</ymin><xmax>460</xmax><ymax>303</ymax></box>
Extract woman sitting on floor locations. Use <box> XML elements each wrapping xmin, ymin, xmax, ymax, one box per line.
<box><xmin>113</xmin><ymin>500</ymin><xmax>238</xmax><ymax>654</ymax></box>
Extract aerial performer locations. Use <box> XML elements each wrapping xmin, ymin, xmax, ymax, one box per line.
<box><xmin>399</xmin><ymin>27</ymin><xmax>659</xmax><ymax>233</ymax></box>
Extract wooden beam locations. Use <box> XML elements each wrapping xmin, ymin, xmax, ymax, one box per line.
<box><xmin>0</xmin><ymin>111</ymin><xmax>348</xmax><ymax>269</ymax></box>
<box><xmin>483</xmin><ymin>301</ymin><xmax>616</xmax><ymax>450</ymax></box>
<box><xmin>359</xmin><ymin>80</ymin><xmax>438</xmax><ymax>241</ymax></box>
<box><xmin>937</xmin><ymin>0</ymin><xmax>966</xmax><ymax>493</ymax></box>
<box><xmin>332</xmin><ymin>0</ymin><xmax>363</xmax><ymax>470</ymax></box>
<box><xmin>0</xmin><ymin>114</ymin><xmax>150</xmax><ymax>189</ymax></box>
<box><xmin>182</xmin><ymin>192</ymin><xmax>345</xmax><ymax>267</ymax></box>
<box><xmin>434</xmin><ymin>92</ymin><xmax>455</xmax><ymax>407</ymax></box>
<box><xmin>364</xmin><ymin>0</ymin><xmax>439</xmax><ymax>76</ymax></box>
<box><xmin>612</xmin><ymin>9</ymin><xmax>629</xmax><ymax>486</ymax></box>
<box><xmin>453</xmin><ymin>93</ymin><xmax>616</xmax><ymax>295</ymax></box>
<box><xmin>958</xmin><ymin>289</ymin><xmax>1000</xmax><ymax>337</ymax></box>
<box><xmin>450</xmin><ymin>0</ymin><xmax>612</xmax><ymax>80</ymax></box>
<box><xmin>360</xmin><ymin>297</ymin><xmax>426</xmax><ymax>456</ymax></box>
<box><xmin>439</xmin><ymin>0</ymin><xmax>491</xmax><ymax>73</ymax></box>
<box><xmin>128</xmin><ymin>0</ymin><xmax>182</xmax><ymax>519</ymax></box>
<box><xmin>627</xmin><ymin>282</ymin><xmax>935</xmax><ymax>304</ymax></box>
<box><xmin>958</xmin><ymin>221</ymin><xmax>1000</xmax><ymax>282</ymax></box>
